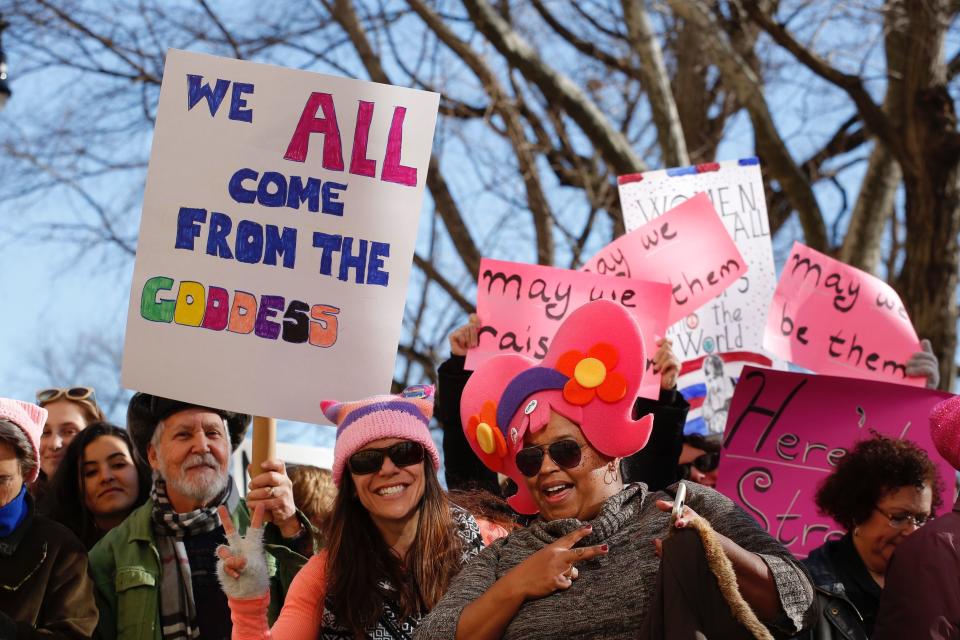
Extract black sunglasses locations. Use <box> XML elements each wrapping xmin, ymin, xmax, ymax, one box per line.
<box><xmin>348</xmin><ymin>441</ymin><xmax>425</xmax><ymax>476</ymax></box>
<box><xmin>515</xmin><ymin>439</ymin><xmax>583</xmax><ymax>477</ymax></box>
<box><xmin>678</xmin><ymin>452</ymin><xmax>720</xmax><ymax>479</ymax></box>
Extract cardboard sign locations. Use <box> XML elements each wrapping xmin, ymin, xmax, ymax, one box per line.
<box><xmin>583</xmin><ymin>193</ymin><xmax>746</xmax><ymax>324</ymax></box>
<box><xmin>764</xmin><ymin>242</ymin><xmax>923</xmax><ymax>386</ymax></box>
<box><xmin>466</xmin><ymin>258</ymin><xmax>672</xmax><ymax>399</ymax></box>
<box><xmin>716</xmin><ymin>366</ymin><xmax>954</xmax><ymax>558</ymax></box>
<box><xmin>617</xmin><ymin>158</ymin><xmax>786</xmax><ymax>435</ymax></box>
<box><xmin>121</xmin><ymin>49</ymin><xmax>439</xmax><ymax>424</ymax></box>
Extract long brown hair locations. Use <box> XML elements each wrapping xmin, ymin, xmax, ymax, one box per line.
<box><xmin>324</xmin><ymin>461</ymin><xmax>464</xmax><ymax>636</ymax></box>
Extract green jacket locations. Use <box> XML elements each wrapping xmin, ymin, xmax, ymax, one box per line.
<box><xmin>89</xmin><ymin>498</ymin><xmax>307</xmax><ymax>640</ymax></box>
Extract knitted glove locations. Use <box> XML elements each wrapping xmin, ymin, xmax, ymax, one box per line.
<box><xmin>906</xmin><ymin>339</ymin><xmax>940</xmax><ymax>389</ymax></box>
<box><xmin>216</xmin><ymin>507</ymin><xmax>271</xmax><ymax>600</ymax></box>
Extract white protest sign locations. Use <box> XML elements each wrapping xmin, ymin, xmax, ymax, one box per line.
<box><xmin>122</xmin><ymin>49</ymin><xmax>439</xmax><ymax>424</ymax></box>
<box><xmin>617</xmin><ymin>158</ymin><xmax>786</xmax><ymax>435</ymax></box>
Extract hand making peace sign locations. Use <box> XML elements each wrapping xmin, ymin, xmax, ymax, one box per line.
<box><xmin>216</xmin><ymin>504</ymin><xmax>271</xmax><ymax>600</ymax></box>
<box><xmin>508</xmin><ymin>524</ymin><xmax>609</xmax><ymax>600</ymax></box>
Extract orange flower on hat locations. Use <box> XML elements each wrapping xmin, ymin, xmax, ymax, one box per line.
<box><xmin>467</xmin><ymin>400</ymin><xmax>508</xmax><ymax>471</ymax></box>
<box><xmin>556</xmin><ymin>343</ymin><xmax>628</xmax><ymax>406</ymax></box>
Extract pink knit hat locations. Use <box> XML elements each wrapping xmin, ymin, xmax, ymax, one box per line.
<box><xmin>0</xmin><ymin>398</ymin><xmax>48</xmax><ymax>483</ymax></box>
<box><xmin>461</xmin><ymin>300</ymin><xmax>652</xmax><ymax>514</ymax></box>
<box><xmin>930</xmin><ymin>394</ymin><xmax>960</xmax><ymax>470</ymax></box>
<box><xmin>323</xmin><ymin>385</ymin><xmax>440</xmax><ymax>487</ymax></box>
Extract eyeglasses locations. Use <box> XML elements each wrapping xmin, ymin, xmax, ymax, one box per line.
<box><xmin>347</xmin><ymin>441</ymin><xmax>425</xmax><ymax>475</ymax></box>
<box><xmin>874</xmin><ymin>506</ymin><xmax>931</xmax><ymax>530</ymax></box>
<box><xmin>678</xmin><ymin>452</ymin><xmax>720</xmax><ymax>480</ymax></box>
<box><xmin>515</xmin><ymin>439</ymin><xmax>583</xmax><ymax>477</ymax></box>
<box><xmin>36</xmin><ymin>387</ymin><xmax>103</xmax><ymax>419</ymax></box>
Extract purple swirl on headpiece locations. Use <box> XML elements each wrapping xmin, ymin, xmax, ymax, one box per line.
<box><xmin>496</xmin><ymin>367</ymin><xmax>569</xmax><ymax>434</ymax></box>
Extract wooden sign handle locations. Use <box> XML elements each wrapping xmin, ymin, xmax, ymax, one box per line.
<box><xmin>250</xmin><ymin>416</ymin><xmax>277</xmax><ymax>476</ymax></box>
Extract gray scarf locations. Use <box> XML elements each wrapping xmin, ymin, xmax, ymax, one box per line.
<box><xmin>150</xmin><ymin>475</ymin><xmax>238</xmax><ymax>640</ymax></box>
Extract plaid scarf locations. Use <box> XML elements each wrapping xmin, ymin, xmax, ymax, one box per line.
<box><xmin>150</xmin><ymin>475</ymin><xmax>238</xmax><ymax>640</ymax></box>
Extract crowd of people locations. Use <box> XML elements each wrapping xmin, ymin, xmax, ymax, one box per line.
<box><xmin>1</xmin><ymin>300</ymin><xmax>958</xmax><ymax>640</ymax></box>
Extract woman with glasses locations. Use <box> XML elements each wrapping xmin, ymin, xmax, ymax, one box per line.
<box><xmin>48</xmin><ymin>422</ymin><xmax>151</xmax><ymax>548</ymax></box>
<box><xmin>678</xmin><ymin>433</ymin><xmax>721</xmax><ymax>488</ymax></box>
<box><xmin>799</xmin><ymin>433</ymin><xmax>942</xmax><ymax>640</ymax></box>
<box><xmin>215</xmin><ymin>386</ymin><xmax>484</xmax><ymax>639</ymax></box>
<box><xmin>32</xmin><ymin>387</ymin><xmax>104</xmax><ymax>507</ymax></box>
<box><xmin>417</xmin><ymin>301</ymin><xmax>813</xmax><ymax>640</ymax></box>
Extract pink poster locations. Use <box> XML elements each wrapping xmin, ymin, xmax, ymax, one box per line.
<box><xmin>582</xmin><ymin>192</ymin><xmax>747</xmax><ymax>324</ymax></box>
<box><xmin>716</xmin><ymin>366</ymin><xmax>954</xmax><ymax>559</ymax></box>
<box><xmin>467</xmin><ymin>258</ymin><xmax>672</xmax><ymax>399</ymax></box>
<box><xmin>764</xmin><ymin>242</ymin><xmax>923</xmax><ymax>386</ymax></box>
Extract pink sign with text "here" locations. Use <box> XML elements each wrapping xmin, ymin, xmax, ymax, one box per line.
<box><xmin>582</xmin><ymin>192</ymin><xmax>747</xmax><ymax>325</ymax></box>
<box><xmin>467</xmin><ymin>258</ymin><xmax>671</xmax><ymax>400</ymax></box>
<box><xmin>716</xmin><ymin>366</ymin><xmax>954</xmax><ymax>559</ymax></box>
<box><xmin>763</xmin><ymin>242</ymin><xmax>923</xmax><ymax>387</ymax></box>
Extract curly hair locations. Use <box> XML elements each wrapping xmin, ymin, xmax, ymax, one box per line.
<box><xmin>287</xmin><ymin>464</ymin><xmax>337</xmax><ymax>531</ymax></box>
<box><xmin>815</xmin><ymin>432</ymin><xmax>943</xmax><ymax>531</ymax></box>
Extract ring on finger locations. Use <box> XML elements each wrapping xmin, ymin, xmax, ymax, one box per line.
<box><xmin>265</xmin><ymin>486</ymin><xmax>274</xmax><ymax>498</ymax></box>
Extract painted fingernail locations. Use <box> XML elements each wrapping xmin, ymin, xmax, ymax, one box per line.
<box><xmin>582</xmin><ymin>524</ymin><xmax>592</xmax><ymax>530</ymax></box>
<box><xmin>600</xmin><ymin>544</ymin><xmax>609</xmax><ymax>552</ymax></box>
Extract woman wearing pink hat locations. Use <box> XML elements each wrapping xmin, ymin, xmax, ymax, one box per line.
<box><xmin>216</xmin><ymin>386</ymin><xmax>484</xmax><ymax>639</ymax></box>
<box><xmin>0</xmin><ymin>397</ymin><xmax>98</xmax><ymax>638</ymax></box>
<box><xmin>416</xmin><ymin>300</ymin><xmax>814</xmax><ymax>640</ymax></box>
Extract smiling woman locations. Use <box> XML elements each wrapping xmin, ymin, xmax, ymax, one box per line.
<box><xmin>799</xmin><ymin>433</ymin><xmax>942</xmax><ymax>640</ymax></box>
<box><xmin>416</xmin><ymin>301</ymin><xmax>814</xmax><ymax>640</ymax></box>
<box><xmin>31</xmin><ymin>386</ymin><xmax>105</xmax><ymax>510</ymax></box>
<box><xmin>216</xmin><ymin>385</ymin><xmax>485</xmax><ymax>640</ymax></box>
<box><xmin>48</xmin><ymin>422</ymin><xmax>151</xmax><ymax>549</ymax></box>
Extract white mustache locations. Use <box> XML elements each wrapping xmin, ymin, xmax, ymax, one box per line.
<box><xmin>182</xmin><ymin>453</ymin><xmax>219</xmax><ymax>471</ymax></box>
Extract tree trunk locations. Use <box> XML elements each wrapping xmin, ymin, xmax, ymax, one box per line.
<box><xmin>893</xmin><ymin>0</ymin><xmax>960</xmax><ymax>390</ymax></box>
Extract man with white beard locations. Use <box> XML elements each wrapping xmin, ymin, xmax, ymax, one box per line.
<box><xmin>89</xmin><ymin>394</ymin><xmax>310</xmax><ymax>640</ymax></box>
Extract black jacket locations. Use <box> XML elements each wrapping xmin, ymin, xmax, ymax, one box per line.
<box><xmin>795</xmin><ymin>535</ymin><xmax>873</xmax><ymax>640</ymax></box>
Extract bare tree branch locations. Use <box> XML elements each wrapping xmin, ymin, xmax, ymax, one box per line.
<box><xmin>620</xmin><ymin>0</ymin><xmax>689</xmax><ymax>166</ymax></box>
<box><xmin>740</xmin><ymin>1</ymin><xmax>906</xmax><ymax>163</ymax></box>
<box><xmin>669</xmin><ymin>0</ymin><xmax>829</xmax><ymax>251</ymax></box>
<box><xmin>462</xmin><ymin>0</ymin><xmax>647</xmax><ymax>176</ymax></box>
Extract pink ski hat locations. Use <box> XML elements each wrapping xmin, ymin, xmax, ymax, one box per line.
<box><xmin>0</xmin><ymin>398</ymin><xmax>48</xmax><ymax>483</ymax></box>
<box><xmin>323</xmin><ymin>385</ymin><xmax>440</xmax><ymax>487</ymax></box>
<box><xmin>930</xmin><ymin>394</ymin><xmax>960</xmax><ymax>470</ymax></box>
<box><xmin>461</xmin><ymin>300</ymin><xmax>653</xmax><ymax>514</ymax></box>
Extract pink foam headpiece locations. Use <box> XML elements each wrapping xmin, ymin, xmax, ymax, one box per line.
<box><xmin>0</xmin><ymin>398</ymin><xmax>48</xmax><ymax>483</ymax></box>
<box><xmin>930</xmin><ymin>394</ymin><xmax>960</xmax><ymax>471</ymax></box>
<box><xmin>461</xmin><ymin>300</ymin><xmax>652</xmax><ymax>514</ymax></box>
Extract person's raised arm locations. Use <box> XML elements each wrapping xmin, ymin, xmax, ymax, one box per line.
<box><xmin>217</xmin><ymin>505</ymin><xmax>324</xmax><ymax>640</ymax></box>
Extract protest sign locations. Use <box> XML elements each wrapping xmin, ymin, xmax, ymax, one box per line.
<box><xmin>716</xmin><ymin>366</ymin><xmax>954</xmax><ymax>558</ymax></box>
<box><xmin>122</xmin><ymin>49</ymin><xmax>439</xmax><ymax>424</ymax></box>
<box><xmin>467</xmin><ymin>258</ymin><xmax>672</xmax><ymax>399</ymax></box>
<box><xmin>616</xmin><ymin>158</ymin><xmax>786</xmax><ymax>435</ymax></box>
<box><xmin>582</xmin><ymin>193</ymin><xmax>746</xmax><ymax>325</ymax></box>
<box><xmin>764</xmin><ymin>242</ymin><xmax>923</xmax><ymax>386</ymax></box>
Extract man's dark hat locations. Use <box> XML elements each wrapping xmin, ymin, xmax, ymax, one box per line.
<box><xmin>127</xmin><ymin>392</ymin><xmax>251</xmax><ymax>463</ymax></box>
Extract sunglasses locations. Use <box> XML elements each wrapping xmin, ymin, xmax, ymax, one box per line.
<box><xmin>36</xmin><ymin>387</ymin><xmax>103</xmax><ymax>419</ymax></box>
<box><xmin>678</xmin><ymin>452</ymin><xmax>720</xmax><ymax>480</ymax></box>
<box><xmin>515</xmin><ymin>439</ymin><xmax>583</xmax><ymax>477</ymax></box>
<box><xmin>347</xmin><ymin>441</ymin><xmax>425</xmax><ymax>476</ymax></box>
<box><xmin>36</xmin><ymin>386</ymin><xmax>95</xmax><ymax>404</ymax></box>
